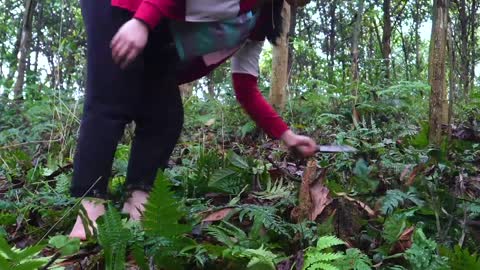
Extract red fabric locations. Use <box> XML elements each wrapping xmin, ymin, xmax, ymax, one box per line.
<box><xmin>232</xmin><ymin>73</ymin><xmax>288</xmax><ymax>139</ymax></box>
<box><xmin>111</xmin><ymin>0</ymin><xmax>185</xmax><ymax>29</ymax></box>
<box><xmin>111</xmin><ymin>0</ymin><xmax>259</xmax><ymax>29</ymax></box>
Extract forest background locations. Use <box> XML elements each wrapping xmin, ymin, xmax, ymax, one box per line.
<box><xmin>0</xmin><ymin>0</ymin><xmax>480</xmax><ymax>269</ymax></box>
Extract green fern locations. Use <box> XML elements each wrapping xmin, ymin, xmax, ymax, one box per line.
<box><xmin>440</xmin><ymin>245</ymin><xmax>480</xmax><ymax>270</ymax></box>
<box><xmin>381</xmin><ymin>188</ymin><xmax>424</xmax><ymax>215</ymax></box>
<box><xmin>0</xmin><ymin>237</ymin><xmax>48</xmax><ymax>270</ymax></box>
<box><xmin>241</xmin><ymin>245</ymin><xmax>284</xmax><ymax>270</ymax></box>
<box><xmin>207</xmin><ymin>221</ymin><xmax>250</xmax><ymax>248</ymax></box>
<box><xmin>238</xmin><ymin>204</ymin><xmax>291</xmax><ymax>238</ymax></box>
<box><xmin>464</xmin><ymin>199</ymin><xmax>480</xmax><ymax>218</ymax></box>
<box><xmin>404</xmin><ymin>228</ymin><xmax>448</xmax><ymax>270</ymax></box>
<box><xmin>382</xmin><ymin>213</ymin><xmax>407</xmax><ymax>244</ymax></box>
<box><xmin>142</xmin><ymin>172</ymin><xmax>191</xmax><ymax>239</ymax></box>
<box><xmin>97</xmin><ymin>205</ymin><xmax>133</xmax><ymax>270</ymax></box>
<box><xmin>334</xmin><ymin>248</ymin><xmax>372</xmax><ymax>270</ymax></box>
<box><xmin>303</xmin><ymin>235</ymin><xmax>346</xmax><ymax>270</ymax></box>
<box><xmin>253</xmin><ymin>178</ymin><xmax>294</xmax><ymax>201</ymax></box>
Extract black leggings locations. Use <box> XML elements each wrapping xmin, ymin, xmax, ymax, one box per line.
<box><xmin>70</xmin><ymin>0</ymin><xmax>183</xmax><ymax>198</ymax></box>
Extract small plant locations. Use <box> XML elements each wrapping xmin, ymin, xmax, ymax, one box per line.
<box><xmin>404</xmin><ymin>228</ymin><xmax>448</xmax><ymax>270</ymax></box>
<box><xmin>381</xmin><ymin>188</ymin><xmax>424</xmax><ymax>215</ymax></box>
<box><xmin>0</xmin><ymin>237</ymin><xmax>48</xmax><ymax>270</ymax></box>
<box><xmin>97</xmin><ymin>205</ymin><xmax>133</xmax><ymax>270</ymax></box>
<box><xmin>303</xmin><ymin>235</ymin><xmax>346</xmax><ymax>270</ymax></box>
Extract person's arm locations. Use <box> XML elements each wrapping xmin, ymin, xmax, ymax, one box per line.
<box><xmin>231</xmin><ymin>41</ymin><xmax>316</xmax><ymax>156</ymax></box>
<box><xmin>111</xmin><ymin>0</ymin><xmax>183</xmax><ymax>68</ymax></box>
<box><xmin>133</xmin><ymin>0</ymin><xmax>183</xmax><ymax>30</ymax></box>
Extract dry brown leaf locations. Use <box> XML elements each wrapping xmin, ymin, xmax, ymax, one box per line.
<box><xmin>400</xmin><ymin>165</ymin><xmax>411</xmax><ymax>182</ymax></box>
<box><xmin>309</xmin><ymin>183</ymin><xmax>332</xmax><ymax>221</ymax></box>
<box><xmin>391</xmin><ymin>226</ymin><xmax>415</xmax><ymax>254</ymax></box>
<box><xmin>291</xmin><ymin>160</ymin><xmax>317</xmax><ymax>222</ymax></box>
<box><xmin>202</xmin><ymin>208</ymin><xmax>234</xmax><ymax>223</ymax></box>
<box><xmin>406</xmin><ymin>164</ymin><xmax>424</xmax><ymax>186</ymax></box>
<box><xmin>335</xmin><ymin>192</ymin><xmax>376</xmax><ymax>217</ymax></box>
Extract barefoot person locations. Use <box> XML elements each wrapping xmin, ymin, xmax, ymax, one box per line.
<box><xmin>70</xmin><ymin>0</ymin><xmax>315</xmax><ymax>240</ymax></box>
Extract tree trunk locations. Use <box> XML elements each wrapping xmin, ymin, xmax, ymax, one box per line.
<box><xmin>207</xmin><ymin>73</ymin><xmax>215</xmax><ymax>99</ymax></box>
<box><xmin>351</xmin><ymin>0</ymin><xmax>365</xmax><ymax>127</ymax></box>
<box><xmin>13</xmin><ymin>0</ymin><xmax>37</xmax><ymax>101</ymax></box>
<box><xmin>447</xmin><ymin>19</ymin><xmax>456</xmax><ymax>140</ymax></box>
<box><xmin>457</xmin><ymin>0</ymin><xmax>470</xmax><ymax>96</ymax></box>
<box><xmin>400</xmin><ymin>30</ymin><xmax>410</xmax><ymax>80</ymax></box>
<box><xmin>351</xmin><ymin>0</ymin><xmax>365</xmax><ymax>99</ymax></box>
<box><xmin>382</xmin><ymin>0</ymin><xmax>392</xmax><ymax>81</ymax></box>
<box><xmin>179</xmin><ymin>82</ymin><xmax>194</xmax><ymax>99</ymax></box>
<box><xmin>327</xmin><ymin>0</ymin><xmax>337</xmax><ymax>84</ymax></box>
<box><xmin>414</xmin><ymin>0</ymin><xmax>422</xmax><ymax>78</ymax></box>
<box><xmin>469</xmin><ymin>0</ymin><xmax>478</xmax><ymax>95</ymax></box>
<box><xmin>270</xmin><ymin>2</ymin><xmax>291</xmax><ymax>112</ymax></box>
<box><xmin>287</xmin><ymin>1</ymin><xmax>297</xmax><ymax>79</ymax></box>
<box><xmin>428</xmin><ymin>0</ymin><xmax>449</xmax><ymax>145</ymax></box>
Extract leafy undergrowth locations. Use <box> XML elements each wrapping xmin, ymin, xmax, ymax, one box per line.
<box><xmin>1</xmin><ymin>84</ymin><xmax>480</xmax><ymax>269</ymax></box>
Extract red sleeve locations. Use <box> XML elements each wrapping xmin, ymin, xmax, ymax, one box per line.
<box><xmin>134</xmin><ymin>0</ymin><xmax>184</xmax><ymax>29</ymax></box>
<box><xmin>232</xmin><ymin>73</ymin><xmax>289</xmax><ymax>139</ymax></box>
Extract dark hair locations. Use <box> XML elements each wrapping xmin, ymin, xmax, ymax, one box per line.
<box><xmin>263</xmin><ymin>0</ymin><xmax>284</xmax><ymax>46</ymax></box>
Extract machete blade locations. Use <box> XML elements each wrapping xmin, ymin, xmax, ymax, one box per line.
<box><xmin>317</xmin><ymin>145</ymin><xmax>358</xmax><ymax>153</ymax></box>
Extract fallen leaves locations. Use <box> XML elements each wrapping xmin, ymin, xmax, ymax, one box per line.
<box><xmin>292</xmin><ymin>160</ymin><xmax>333</xmax><ymax>222</ymax></box>
<box><xmin>202</xmin><ymin>208</ymin><xmax>234</xmax><ymax>223</ymax></box>
<box><xmin>391</xmin><ymin>226</ymin><xmax>415</xmax><ymax>254</ymax></box>
<box><xmin>309</xmin><ymin>183</ymin><xmax>333</xmax><ymax>221</ymax></box>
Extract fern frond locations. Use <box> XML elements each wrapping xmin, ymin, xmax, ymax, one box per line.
<box><xmin>238</xmin><ymin>204</ymin><xmax>291</xmax><ymax>237</ymax></box>
<box><xmin>207</xmin><ymin>221</ymin><xmax>248</xmax><ymax>248</ymax></box>
<box><xmin>143</xmin><ymin>172</ymin><xmax>191</xmax><ymax>239</ymax></box>
<box><xmin>382</xmin><ymin>213</ymin><xmax>407</xmax><ymax>244</ymax></box>
<box><xmin>0</xmin><ymin>238</ymin><xmax>48</xmax><ymax>270</ymax></box>
<box><xmin>243</xmin><ymin>245</ymin><xmax>281</xmax><ymax>270</ymax></box>
<box><xmin>316</xmin><ymin>236</ymin><xmax>345</xmax><ymax>250</ymax></box>
<box><xmin>97</xmin><ymin>205</ymin><xmax>132</xmax><ymax>270</ymax></box>
<box><xmin>309</xmin><ymin>252</ymin><xmax>345</xmax><ymax>262</ymax></box>
<box><xmin>381</xmin><ymin>188</ymin><xmax>424</xmax><ymax>215</ymax></box>
<box><xmin>303</xmin><ymin>236</ymin><xmax>346</xmax><ymax>270</ymax></box>
<box><xmin>465</xmin><ymin>200</ymin><xmax>480</xmax><ymax>218</ymax></box>
<box><xmin>253</xmin><ymin>178</ymin><xmax>294</xmax><ymax>201</ymax></box>
<box><xmin>338</xmin><ymin>248</ymin><xmax>372</xmax><ymax>270</ymax></box>
<box><xmin>304</xmin><ymin>261</ymin><xmax>340</xmax><ymax>270</ymax></box>
<box><xmin>405</xmin><ymin>228</ymin><xmax>448</xmax><ymax>270</ymax></box>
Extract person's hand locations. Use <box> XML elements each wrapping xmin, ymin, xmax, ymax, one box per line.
<box><xmin>111</xmin><ymin>19</ymin><xmax>149</xmax><ymax>69</ymax></box>
<box><xmin>280</xmin><ymin>130</ymin><xmax>317</xmax><ymax>157</ymax></box>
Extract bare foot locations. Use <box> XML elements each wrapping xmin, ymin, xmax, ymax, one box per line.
<box><xmin>69</xmin><ymin>199</ymin><xmax>106</xmax><ymax>240</ymax></box>
<box><xmin>122</xmin><ymin>190</ymin><xmax>149</xmax><ymax>221</ymax></box>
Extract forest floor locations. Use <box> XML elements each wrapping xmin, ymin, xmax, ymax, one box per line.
<box><xmin>1</xmin><ymin>88</ymin><xmax>480</xmax><ymax>270</ymax></box>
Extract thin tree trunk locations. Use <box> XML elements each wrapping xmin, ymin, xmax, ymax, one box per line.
<box><xmin>457</xmin><ymin>0</ymin><xmax>470</xmax><ymax>96</ymax></box>
<box><xmin>382</xmin><ymin>0</ymin><xmax>392</xmax><ymax>81</ymax></box>
<box><xmin>270</xmin><ymin>2</ymin><xmax>291</xmax><ymax>112</ymax></box>
<box><xmin>428</xmin><ymin>0</ymin><xmax>449</xmax><ymax>145</ymax></box>
<box><xmin>469</xmin><ymin>0</ymin><xmax>477</xmax><ymax>95</ymax></box>
<box><xmin>179</xmin><ymin>82</ymin><xmax>194</xmax><ymax>99</ymax></box>
<box><xmin>13</xmin><ymin>0</ymin><xmax>37</xmax><ymax>101</ymax></box>
<box><xmin>327</xmin><ymin>0</ymin><xmax>337</xmax><ymax>84</ymax></box>
<box><xmin>351</xmin><ymin>0</ymin><xmax>365</xmax><ymax>127</ymax></box>
<box><xmin>351</xmin><ymin>0</ymin><xmax>365</xmax><ymax>99</ymax></box>
<box><xmin>414</xmin><ymin>0</ymin><xmax>422</xmax><ymax>78</ymax></box>
<box><xmin>447</xmin><ymin>19</ymin><xmax>456</xmax><ymax>141</ymax></box>
<box><xmin>287</xmin><ymin>1</ymin><xmax>297</xmax><ymax>77</ymax></box>
<box><xmin>207</xmin><ymin>73</ymin><xmax>215</xmax><ymax>99</ymax></box>
<box><xmin>400</xmin><ymin>30</ymin><xmax>410</xmax><ymax>80</ymax></box>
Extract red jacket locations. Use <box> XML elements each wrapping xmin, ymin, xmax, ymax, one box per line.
<box><xmin>112</xmin><ymin>0</ymin><xmax>259</xmax><ymax>29</ymax></box>
<box><xmin>111</xmin><ymin>0</ymin><xmax>289</xmax><ymax>139</ymax></box>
